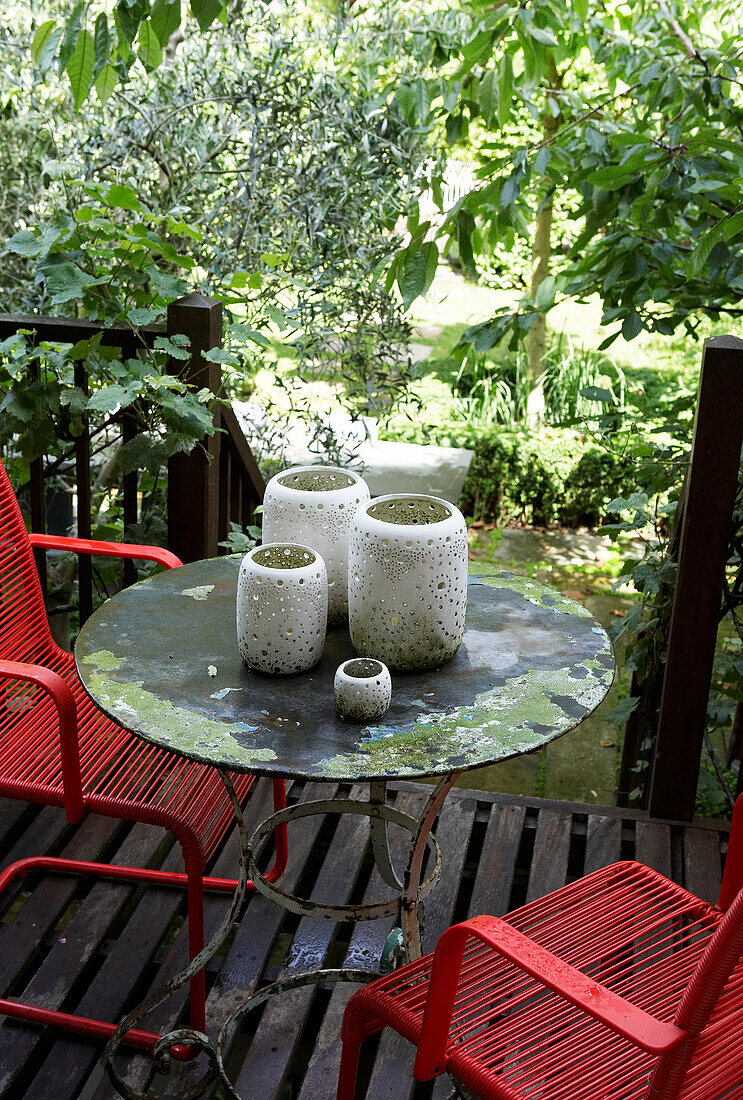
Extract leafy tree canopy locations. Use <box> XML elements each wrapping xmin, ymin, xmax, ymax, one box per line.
<box><xmin>389</xmin><ymin>0</ymin><xmax>743</xmax><ymax>354</ymax></box>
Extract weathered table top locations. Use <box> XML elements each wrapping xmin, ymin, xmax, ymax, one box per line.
<box><xmin>75</xmin><ymin>557</ymin><xmax>614</xmax><ymax>782</ymax></box>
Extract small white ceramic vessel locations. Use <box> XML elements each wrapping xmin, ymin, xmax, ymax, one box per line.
<box><xmin>261</xmin><ymin>465</ymin><xmax>370</xmax><ymax>626</ymax></box>
<box><xmin>348</xmin><ymin>493</ymin><xmax>468</xmax><ymax>671</ymax></box>
<box><xmin>237</xmin><ymin>543</ymin><xmax>327</xmax><ymax>675</ymax></box>
<box><xmin>334</xmin><ymin>658</ymin><xmax>392</xmax><ymax>722</ymax></box>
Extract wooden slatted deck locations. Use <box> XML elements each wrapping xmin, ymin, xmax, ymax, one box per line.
<box><xmin>0</xmin><ymin>780</ymin><xmax>730</xmax><ymax>1100</ymax></box>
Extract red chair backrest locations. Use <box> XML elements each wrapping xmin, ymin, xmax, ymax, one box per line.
<box><xmin>0</xmin><ymin>460</ymin><xmax>55</xmax><ymax>663</ymax></box>
<box><xmin>718</xmin><ymin>792</ymin><xmax>743</xmax><ymax>912</ymax></box>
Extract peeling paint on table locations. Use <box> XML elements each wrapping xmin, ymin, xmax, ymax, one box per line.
<box><xmin>75</xmin><ymin>557</ymin><xmax>614</xmax><ymax>781</ymax></box>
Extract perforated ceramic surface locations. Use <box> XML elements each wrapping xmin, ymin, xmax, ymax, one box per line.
<box><xmin>76</xmin><ymin>557</ymin><xmax>615</xmax><ymax>783</ymax></box>
<box><xmin>237</xmin><ymin>544</ymin><xmax>327</xmax><ymax>675</ymax></box>
<box><xmin>262</xmin><ymin>465</ymin><xmax>370</xmax><ymax>625</ymax></box>
<box><xmin>334</xmin><ymin>658</ymin><xmax>392</xmax><ymax>722</ymax></box>
<box><xmin>349</xmin><ymin>494</ymin><xmax>469</xmax><ymax>671</ymax></box>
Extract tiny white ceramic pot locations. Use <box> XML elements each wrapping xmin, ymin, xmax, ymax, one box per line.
<box><xmin>348</xmin><ymin>493</ymin><xmax>468</xmax><ymax>671</ymax></box>
<box><xmin>261</xmin><ymin>465</ymin><xmax>370</xmax><ymax>626</ymax></box>
<box><xmin>334</xmin><ymin>658</ymin><xmax>392</xmax><ymax>722</ymax></box>
<box><xmin>237</xmin><ymin>543</ymin><xmax>327</xmax><ymax>675</ymax></box>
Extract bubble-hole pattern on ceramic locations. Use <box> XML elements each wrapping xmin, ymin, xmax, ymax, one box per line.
<box><xmin>334</xmin><ymin>658</ymin><xmax>392</xmax><ymax>722</ymax></box>
<box><xmin>349</xmin><ymin>493</ymin><xmax>468</xmax><ymax>671</ymax></box>
<box><xmin>261</xmin><ymin>465</ymin><xmax>370</xmax><ymax>626</ymax></box>
<box><xmin>237</xmin><ymin>543</ymin><xmax>328</xmax><ymax>675</ymax></box>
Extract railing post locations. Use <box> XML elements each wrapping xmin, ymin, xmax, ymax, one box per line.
<box><xmin>648</xmin><ymin>336</ymin><xmax>743</xmax><ymax>820</ymax></box>
<box><xmin>167</xmin><ymin>293</ymin><xmax>223</xmax><ymax>562</ymax></box>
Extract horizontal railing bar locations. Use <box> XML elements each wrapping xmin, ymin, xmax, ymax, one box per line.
<box><xmin>0</xmin><ymin>313</ymin><xmax>164</xmax><ymax>350</ymax></box>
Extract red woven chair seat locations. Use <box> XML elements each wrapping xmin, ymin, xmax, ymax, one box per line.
<box><xmin>0</xmin><ymin>641</ymin><xmax>253</xmax><ymax>862</ymax></box>
<box><xmin>0</xmin><ymin>457</ymin><xmax>286</xmax><ymax>1050</ymax></box>
<box><xmin>342</xmin><ymin>861</ymin><xmax>743</xmax><ymax>1100</ymax></box>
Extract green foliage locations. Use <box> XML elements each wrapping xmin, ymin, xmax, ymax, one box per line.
<box><xmin>0</xmin><ymin>179</ymin><xmax>216</xmax><ymax>478</ymax></box>
<box><xmin>2</xmin><ymin>1</ymin><xmax>432</xmax><ymax>474</ymax></box>
<box><xmin>218</xmin><ymin>519</ymin><xmax>261</xmax><ymax>553</ymax></box>
<box><xmin>396</xmin><ymin>0</ymin><xmax>743</xmax><ymax>359</ymax></box>
<box><xmin>28</xmin><ymin>0</ymin><xmax>232</xmax><ymax>106</ymax></box>
<box><xmin>393</xmin><ymin>415</ymin><xmax>636</xmax><ymax>529</ymax></box>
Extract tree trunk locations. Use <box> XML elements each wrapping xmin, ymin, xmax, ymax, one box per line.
<box><xmin>525</xmin><ymin>56</ymin><xmax>562</xmax><ymax>428</ymax></box>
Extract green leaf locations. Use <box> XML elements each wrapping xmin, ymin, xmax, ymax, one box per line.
<box><xmin>534</xmin><ymin>146</ymin><xmax>551</xmax><ymax>175</ymax></box>
<box><xmin>580</xmin><ymin>385</ymin><xmax>613</xmax><ymax>402</ymax></box>
<box><xmin>190</xmin><ymin>0</ymin><xmax>223</xmax><ymax>32</ymax></box>
<box><xmin>115</xmin><ymin>0</ymin><xmax>150</xmax><ymax>46</ymax></box>
<box><xmin>105</xmin><ymin>184</ymin><xmax>142</xmax><ymax>211</ymax></box>
<box><xmin>86</xmin><ymin>384</ymin><xmax>139</xmax><ymax>414</ymax></box>
<box><xmin>43</xmin><ymin>262</ymin><xmax>106</xmax><ymax>305</ymax></box>
<box><xmin>58</xmin><ymin>2</ymin><xmax>85</xmax><ymax>72</ymax></box>
<box><xmin>526</xmin><ymin>23</ymin><xmax>558</xmax><ymax>46</ymax></box>
<box><xmin>497</xmin><ymin>52</ymin><xmax>512</xmax><ymax>128</ymax></box>
<box><xmin>723</xmin><ymin>211</ymin><xmax>743</xmax><ymax>240</ymax></box>
<box><xmin>608</xmin><ymin>696</ymin><xmax>639</xmax><ymax>725</ymax></box>
<box><xmin>4</xmin><ymin>226</ymin><xmax>61</xmax><ymax>258</ymax></box>
<box><xmin>690</xmin><ymin>218</ymin><xmax>733</xmax><ymax>277</ymax></box>
<box><xmin>66</xmin><ymin>28</ymin><xmax>95</xmax><ymax>110</ymax></box>
<box><xmin>421</xmin><ymin>241</ymin><xmax>439</xmax><ymax>298</ymax></box>
<box><xmin>621</xmin><ymin>312</ymin><xmax>644</xmax><ymax>341</ymax></box>
<box><xmin>93</xmin><ymin>13</ymin><xmax>111</xmax><ymax>73</ymax></box>
<box><xmin>399</xmin><ymin>248</ymin><xmax>430</xmax><ymax>310</ymax></box>
<box><xmin>31</xmin><ymin>20</ymin><xmax>61</xmax><ymax>73</ymax></box>
<box><xmin>137</xmin><ymin>19</ymin><xmax>163</xmax><ymax>71</ymax></box>
<box><xmin>95</xmin><ymin>63</ymin><xmax>119</xmax><ymax>102</ymax></box>
<box><xmin>534</xmin><ymin>275</ymin><xmax>556</xmax><ymax>311</ymax></box>
<box><xmin>127</xmin><ymin>306</ymin><xmax>162</xmax><ymax>325</ymax></box>
<box><xmin>587</xmin><ymin>166</ymin><xmax>639</xmax><ymax>190</ymax></box>
<box><xmin>227</xmin><ymin>323</ymin><xmax>270</xmax><ymax>348</ymax></box>
<box><xmin>154</xmin><ymin>335</ymin><xmax>191</xmax><ymax>359</ymax></box>
<box><xmin>150</xmin><ymin>0</ymin><xmax>181</xmax><ymax>44</ymax></box>
<box><xmin>478</xmin><ymin>68</ymin><xmax>498</xmax><ymax>127</ymax></box>
<box><xmin>396</xmin><ymin>79</ymin><xmax>416</xmax><ymax>122</ymax></box>
<box><xmin>121</xmin><ymin>434</ymin><xmax>167</xmax><ymax>474</ymax></box>
<box><xmin>499</xmin><ymin>172</ymin><xmax>521</xmax><ymax>209</ymax></box>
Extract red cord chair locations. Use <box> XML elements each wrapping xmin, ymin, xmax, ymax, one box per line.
<box><xmin>338</xmin><ymin>796</ymin><xmax>743</xmax><ymax>1100</ymax></box>
<box><xmin>0</xmin><ymin>458</ymin><xmax>287</xmax><ymax>1055</ymax></box>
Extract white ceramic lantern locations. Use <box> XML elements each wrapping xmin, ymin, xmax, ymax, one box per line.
<box><xmin>334</xmin><ymin>658</ymin><xmax>392</xmax><ymax>722</ymax></box>
<box><xmin>348</xmin><ymin>494</ymin><xmax>468</xmax><ymax>671</ymax></box>
<box><xmin>261</xmin><ymin>465</ymin><xmax>370</xmax><ymax>626</ymax></box>
<box><xmin>237</xmin><ymin>543</ymin><xmax>327</xmax><ymax>675</ymax></box>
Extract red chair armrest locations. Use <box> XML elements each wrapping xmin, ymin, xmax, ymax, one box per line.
<box><xmin>414</xmin><ymin>914</ymin><xmax>688</xmax><ymax>1081</ymax></box>
<box><xmin>27</xmin><ymin>534</ymin><xmax>182</xmax><ymax>570</ymax></box>
<box><xmin>0</xmin><ymin>660</ymin><xmax>84</xmax><ymax>823</ymax></box>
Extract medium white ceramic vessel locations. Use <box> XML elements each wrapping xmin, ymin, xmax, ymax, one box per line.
<box><xmin>348</xmin><ymin>493</ymin><xmax>468</xmax><ymax>671</ymax></box>
<box><xmin>261</xmin><ymin>465</ymin><xmax>370</xmax><ymax>626</ymax></box>
<box><xmin>237</xmin><ymin>543</ymin><xmax>327</xmax><ymax>675</ymax></box>
<box><xmin>334</xmin><ymin>658</ymin><xmax>392</xmax><ymax>722</ymax></box>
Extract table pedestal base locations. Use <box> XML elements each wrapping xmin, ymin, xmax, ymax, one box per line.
<box><xmin>105</xmin><ymin>771</ymin><xmax>458</xmax><ymax>1099</ymax></box>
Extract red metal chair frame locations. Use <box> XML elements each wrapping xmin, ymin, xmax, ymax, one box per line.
<box><xmin>0</xmin><ymin>460</ymin><xmax>288</xmax><ymax>1056</ymax></box>
<box><xmin>338</xmin><ymin>796</ymin><xmax>743</xmax><ymax>1100</ymax></box>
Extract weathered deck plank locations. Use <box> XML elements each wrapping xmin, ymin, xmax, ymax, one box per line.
<box><xmin>0</xmin><ymin>784</ymin><xmax>730</xmax><ymax>1100</ymax></box>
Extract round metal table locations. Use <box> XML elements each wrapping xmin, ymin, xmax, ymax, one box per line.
<box><xmin>75</xmin><ymin>556</ymin><xmax>614</xmax><ymax>1098</ymax></box>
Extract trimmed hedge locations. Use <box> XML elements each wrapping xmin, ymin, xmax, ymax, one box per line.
<box><xmin>387</xmin><ymin>422</ymin><xmax>635</xmax><ymax>527</ymax></box>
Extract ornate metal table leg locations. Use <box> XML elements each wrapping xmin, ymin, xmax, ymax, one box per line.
<box><xmin>246</xmin><ymin>796</ymin><xmax>441</xmax><ymax>922</ymax></box>
<box><xmin>104</xmin><ymin>769</ymin><xmax>250</xmax><ymax>1100</ymax></box>
<box><xmin>368</xmin><ymin>779</ymin><xmax>402</xmax><ymax>889</ymax></box>
<box><xmin>400</xmin><ymin>771</ymin><xmax>458</xmax><ymax>960</ymax></box>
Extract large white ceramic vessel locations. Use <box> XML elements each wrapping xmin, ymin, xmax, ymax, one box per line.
<box><xmin>348</xmin><ymin>493</ymin><xmax>468</xmax><ymax>671</ymax></box>
<box><xmin>261</xmin><ymin>465</ymin><xmax>370</xmax><ymax>626</ymax></box>
<box><xmin>237</xmin><ymin>543</ymin><xmax>327</xmax><ymax>675</ymax></box>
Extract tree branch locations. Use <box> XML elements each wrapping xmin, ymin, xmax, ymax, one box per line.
<box><xmin>657</xmin><ymin>0</ymin><xmax>706</xmax><ymax>67</ymax></box>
